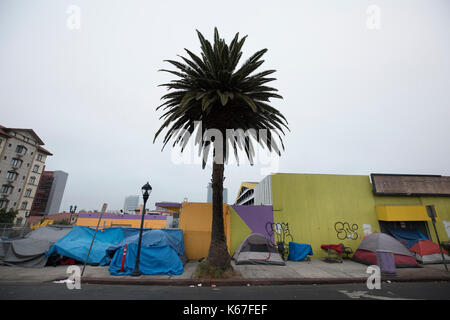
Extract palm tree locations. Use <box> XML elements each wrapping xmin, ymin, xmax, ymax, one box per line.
<box><xmin>154</xmin><ymin>28</ymin><xmax>288</xmax><ymax>269</ymax></box>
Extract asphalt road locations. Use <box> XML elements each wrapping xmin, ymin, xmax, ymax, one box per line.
<box><xmin>0</xmin><ymin>281</ymin><xmax>449</xmax><ymax>300</ymax></box>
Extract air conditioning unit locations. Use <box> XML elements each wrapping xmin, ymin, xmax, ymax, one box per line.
<box><xmin>25</xmin><ymin>211</ymin><xmax>31</xmax><ymax>218</ymax></box>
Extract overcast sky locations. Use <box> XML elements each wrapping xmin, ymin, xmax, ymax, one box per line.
<box><xmin>1</xmin><ymin>0</ymin><xmax>449</xmax><ymax>212</ymax></box>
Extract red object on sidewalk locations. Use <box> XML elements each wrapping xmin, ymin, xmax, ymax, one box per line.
<box><xmin>321</xmin><ymin>244</ymin><xmax>343</xmax><ymax>256</ymax></box>
<box><xmin>120</xmin><ymin>244</ymin><xmax>127</xmax><ymax>273</ymax></box>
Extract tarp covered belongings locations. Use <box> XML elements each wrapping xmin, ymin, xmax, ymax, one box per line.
<box><xmin>106</xmin><ymin>229</ymin><xmax>186</xmax><ymax>275</ymax></box>
<box><xmin>232</xmin><ymin>233</ymin><xmax>285</xmax><ymax>266</ymax></box>
<box><xmin>0</xmin><ymin>226</ymin><xmax>72</xmax><ymax>268</ymax></box>
<box><xmin>46</xmin><ymin>226</ymin><xmax>132</xmax><ymax>265</ymax></box>
<box><xmin>352</xmin><ymin>232</ymin><xmax>419</xmax><ymax>268</ymax></box>
<box><xmin>288</xmin><ymin>242</ymin><xmax>313</xmax><ymax>261</ymax></box>
<box><xmin>388</xmin><ymin>229</ymin><xmax>428</xmax><ymax>248</ymax></box>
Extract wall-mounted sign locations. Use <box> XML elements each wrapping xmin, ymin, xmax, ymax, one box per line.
<box><xmin>371</xmin><ymin>174</ymin><xmax>450</xmax><ymax>196</ymax></box>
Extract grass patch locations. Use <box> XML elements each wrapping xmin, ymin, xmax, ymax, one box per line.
<box><xmin>193</xmin><ymin>260</ymin><xmax>242</xmax><ymax>280</ymax></box>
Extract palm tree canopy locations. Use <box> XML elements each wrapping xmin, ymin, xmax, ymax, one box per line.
<box><xmin>154</xmin><ymin>28</ymin><xmax>289</xmax><ymax>167</ymax></box>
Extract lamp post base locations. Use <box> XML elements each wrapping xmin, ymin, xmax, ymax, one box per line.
<box><xmin>130</xmin><ymin>268</ymin><xmax>142</xmax><ymax>277</ymax></box>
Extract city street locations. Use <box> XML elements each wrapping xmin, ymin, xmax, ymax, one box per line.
<box><xmin>1</xmin><ymin>281</ymin><xmax>449</xmax><ymax>300</ymax></box>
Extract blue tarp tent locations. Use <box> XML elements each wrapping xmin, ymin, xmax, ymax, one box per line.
<box><xmin>107</xmin><ymin>229</ymin><xmax>185</xmax><ymax>276</ymax></box>
<box><xmin>288</xmin><ymin>242</ymin><xmax>313</xmax><ymax>261</ymax></box>
<box><xmin>46</xmin><ymin>226</ymin><xmax>130</xmax><ymax>265</ymax></box>
<box><xmin>388</xmin><ymin>229</ymin><xmax>428</xmax><ymax>248</ymax></box>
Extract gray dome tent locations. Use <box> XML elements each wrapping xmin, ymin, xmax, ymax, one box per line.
<box><xmin>232</xmin><ymin>233</ymin><xmax>285</xmax><ymax>266</ymax></box>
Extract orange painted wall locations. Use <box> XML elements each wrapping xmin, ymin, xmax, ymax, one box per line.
<box><xmin>178</xmin><ymin>202</ymin><xmax>230</xmax><ymax>260</ymax></box>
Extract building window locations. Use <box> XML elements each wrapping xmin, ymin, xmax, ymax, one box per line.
<box><xmin>1</xmin><ymin>185</ymin><xmax>13</xmax><ymax>194</ymax></box>
<box><xmin>33</xmin><ymin>165</ymin><xmax>39</xmax><ymax>173</ymax></box>
<box><xmin>25</xmin><ymin>189</ymin><xmax>32</xmax><ymax>197</ymax></box>
<box><xmin>37</xmin><ymin>154</ymin><xmax>43</xmax><ymax>161</ymax></box>
<box><xmin>15</xmin><ymin>145</ymin><xmax>27</xmax><ymax>155</ymax></box>
<box><xmin>6</xmin><ymin>171</ymin><xmax>18</xmax><ymax>180</ymax></box>
<box><xmin>29</xmin><ymin>176</ymin><xmax>36</xmax><ymax>185</ymax></box>
<box><xmin>0</xmin><ymin>199</ymin><xmax>8</xmax><ymax>209</ymax></box>
<box><xmin>20</xmin><ymin>202</ymin><xmax>27</xmax><ymax>210</ymax></box>
<box><xmin>11</xmin><ymin>158</ymin><xmax>22</xmax><ymax>167</ymax></box>
<box><xmin>16</xmin><ymin>217</ymin><xmax>23</xmax><ymax>225</ymax></box>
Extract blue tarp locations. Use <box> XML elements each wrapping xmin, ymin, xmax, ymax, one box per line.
<box><xmin>46</xmin><ymin>226</ymin><xmax>129</xmax><ymax>265</ymax></box>
<box><xmin>288</xmin><ymin>242</ymin><xmax>313</xmax><ymax>261</ymax></box>
<box><xmin>388</xmin><ymin>229</ymin><xmax>427</xmax><ymax>248</ymax></box>
<box><xmin>107</xmin><ymin>229</ymin><xmax>184</xmax><ymax>276</ymax></box>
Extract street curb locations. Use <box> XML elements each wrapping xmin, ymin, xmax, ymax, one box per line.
<box><xmin>76</xmin><ymin>276</ymin><xmax>450</xmax><ymax>286</ymax></box>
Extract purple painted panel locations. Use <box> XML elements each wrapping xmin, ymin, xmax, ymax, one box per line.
<box><xmin>78</xmin><ymin>213</ymin><xmax>167</xmax><ymax>220</ymax></box>
<box><xmin>155</xmin><ymin>202</ymin><xmax>182</xmax><ymax>208</ymax></box>
<box><xmin>231</xmin><ymin>205</ymin><xmax>274</xmax><ymax>242</ymax></box>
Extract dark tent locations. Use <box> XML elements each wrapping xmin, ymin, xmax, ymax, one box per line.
<box><xmin>0</xmin><ymin>226</ymin><xmax>72</xmax><ymax>268</ymax></box>
<box><xmin>232</xmin><ymin>233</ymin><xmax>285</xmax><ymax>266</ymax></box>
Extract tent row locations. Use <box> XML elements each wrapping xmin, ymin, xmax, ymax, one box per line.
<box><xmin>1</xmin><ymin>225</ymin><xmax>448</xmax><ymax>274</ymax></box>
<box><xmin>1</xmin><ymin>225</ymin><xmax>187</xmax><ymax>276</ymax></box>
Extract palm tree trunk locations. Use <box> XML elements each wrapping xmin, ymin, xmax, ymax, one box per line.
<box><xmin>207</xmin><ymin>161</ymin><xmax>231</xmax><ymax>268</ymax></box>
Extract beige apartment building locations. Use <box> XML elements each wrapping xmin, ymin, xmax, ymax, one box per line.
<box><xmin>0</xmin><ymin>125</ymin><xmax>52</xmax><ymax>225</ymax></box>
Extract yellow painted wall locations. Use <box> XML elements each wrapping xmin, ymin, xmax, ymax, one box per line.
<box><xmin>76</xmin><ymin>217</ymin><xmax>167</xmax><ymax>229</ymax></box>
<box><xmin>178</xmin><ymin>202</ymin><xmax>230</xmax><ymax>260</ymax></box>
<box><xmin>376</xmin><ymin>205</ymin><xmax>437</xmax><ymax>221</ymax></box>
<box><xmin>375</xmin><ymin>195</ymin><xmax>450</xmax><ymax>245</ymax></box>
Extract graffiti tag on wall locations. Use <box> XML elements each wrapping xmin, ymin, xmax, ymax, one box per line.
<box><xmin>334</xmin><ymin>222</ymin><xmax>359</xmax><ymax>240</ymax></box>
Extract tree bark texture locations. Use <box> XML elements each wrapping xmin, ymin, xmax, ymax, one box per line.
<box><xmin>207</xmin><ymin>162</ymin><xmax>231</xmax><ymax>268</ymax></box>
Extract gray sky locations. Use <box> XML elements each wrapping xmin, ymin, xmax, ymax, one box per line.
<box><xmin>1</xmin><ymin>0</ymin><xmax>449</xmax><ymax>211</ymax></box>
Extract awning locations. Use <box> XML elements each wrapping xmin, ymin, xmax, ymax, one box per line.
<box><xmin>376</xmin><ymin>205</ymin><xmax>439</xmax><ymax>221</ymax></box>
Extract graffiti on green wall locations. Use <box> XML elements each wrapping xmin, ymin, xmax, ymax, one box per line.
<box><xmin>334</xmin><ymin>222</ymin><xmax>359</xmax><ymax>240</ymax></box>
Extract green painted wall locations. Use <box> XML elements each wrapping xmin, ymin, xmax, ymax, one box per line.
<box><xmin>270</xmin><ymin>173</ymin><xmax>450</xmax><ymax>258</ymax></box>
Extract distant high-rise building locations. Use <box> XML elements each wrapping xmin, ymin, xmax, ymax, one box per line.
<box><xmin>123</xmin><ymin>195</ymin><xmax>139</xmax><ymax>213</ymax></box>
<box><xmin>0</xmin><ymin>125</ymin><xmax>53</xmax><ymax>225</ymax></box>
<box><xmin>206</xmin><ymin>183</ymin><xmax>228</xmax><ymax>204</ymax></box>
<box><xmin>31</xmin><ymin>170</ymin><xmax>68</xmax><ymax>215</ymax></box>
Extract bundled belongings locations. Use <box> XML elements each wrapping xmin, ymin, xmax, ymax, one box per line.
<box><xmin>232</xmin><ymin>233</ymin><xmax>285</xmax><ymax>266</ymax></box>
<box><xmin>106</xmin><ymin>229</ymin><xmax>186</xmax><ymax>275</ymax></box>
<box><xmin>46</xmin><ymin>226</ymin><xmax>129</xmax><ymax>266</ymax></box>
<box><xmin>352</xmin><ymin>232</ymin><xmax>419</xmax><ymax>268</ymax></box>
<box><xmin>0</xmin><ymin>226</ymin><xmax>72</xmax><ymax>268</ymax></box>
<box><xmin>288</xmin><ymin>242</ymin><xmax>313</xmax><ymax>261</ymax></box>
<box><xmin>388</xmin><ymin>229</ymin><xmax>450</xmax><ymax>264</ymax></box>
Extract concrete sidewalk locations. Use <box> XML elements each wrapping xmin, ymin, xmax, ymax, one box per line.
<box><xmin>1</xmin><ymin>258</ymin><xmax>449</xmax><ymax>285</ymax></box>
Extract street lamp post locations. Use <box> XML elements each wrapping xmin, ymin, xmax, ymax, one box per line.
<box><xmin>130</xmin><ymin>182</ymin><xmax>152</xmax><ymax>277</ymax></box>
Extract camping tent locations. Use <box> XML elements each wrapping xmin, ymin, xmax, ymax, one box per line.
<box><xmin>352</xmin><ymin>232</ymin><xmax>419</xmax><ymax>268</ymax></box>
<box><xmin>106</xmin><ymin>229</ymin><xmax>186</xmax><ymax>275</ymax></box>
<box><xmin>232</xmin><ymin>233</ymin><xmax>285</xmax><ymax>266</ymax></box>
<box><xmin>0</xmin><ymin>226</ymin><xmax>72</xmax><ymax>268</ymax></box>
<box><xmin>409</xmin><ymin>240</ymin><xmax>450</xmax><ymax>264</ymax></box>
<box><xmin>388</xmin><ymin>229</ymin><xmax>450</xmax><ymax>264</ymax></box>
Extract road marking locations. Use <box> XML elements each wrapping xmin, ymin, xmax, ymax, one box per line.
<box><xmin>338</xmin><ymin>290</ymin><xmax>419</xmax><ymax>300</ymax></box>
